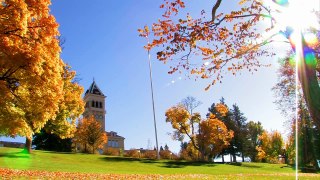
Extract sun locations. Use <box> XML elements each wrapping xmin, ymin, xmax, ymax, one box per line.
<box><xmin>274</xmin><ymin>0</ymin><xmax>318</xmax><ymax>30</ymax></box>
<box><xmin>268</xmin><ymin>0</ymin><xmax>319</xmax><ymax>46</ymax></box>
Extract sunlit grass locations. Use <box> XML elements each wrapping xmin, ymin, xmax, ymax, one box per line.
<box><xmin>0</xmin><ymin>147</ymin><xmax>319</xmax><ymax>179</ymax></box>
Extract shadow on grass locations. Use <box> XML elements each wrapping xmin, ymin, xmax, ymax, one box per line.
<box><xmin>100</xmin><ymin>157</ymin><xmax>217</xmax><ymax>168</ymax></box>
<box><xmin>0</xmin><ymin>149</ymin><xmax>30</xmax><ymax>159</ymax></box>
<box><xmin>161</xmin><ymin>161</ymin><xmax>216</xmax><ymax>168</ymax></box>
<box><xmin>234</xmin><ymin>163</ymin><xmax>262</xmax><ymax>168</ymax></box>
<box><xmin>101</xmin><ymin>156</ymin><xmax>143</xmax><ymax>162</ymax></box>
<box><xmin>40</xmin><ymin>151</ymin><xmax>75</xmax><ymax>154</ymax></box>
<box><xmin>100</xmin><ymin>156</ymin><xmax>162</xmax><ymax>164</ymax></box>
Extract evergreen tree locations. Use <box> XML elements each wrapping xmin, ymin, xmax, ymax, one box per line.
<box><xmin>244</xmin><ymin>121</ymin><xmax>264</xmax><ymax>162</ymax></box>
<box><xmin>230</xmin><ymin>104</ymin><xmax>248</xmax><ymax>162</ymax></box>
<box><xmin>164</xmin><ymin>144</ymin><xmax>169</xmax><ymax>151</ymax></box>
<box><xmin>33</xmin><ymin>129</ymin><xmax>72</xmax><ymax>152</ymax></box>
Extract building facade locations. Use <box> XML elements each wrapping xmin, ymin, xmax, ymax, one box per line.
<box><xmin>83</xmin><ymin>80</ymin><xmax>125</xmax><ymax>153</ymax></box>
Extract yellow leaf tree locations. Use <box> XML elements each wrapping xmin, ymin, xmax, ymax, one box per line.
<box><xmin>256</xmin><ymin>130</ymin><xmax>284</xmax><ymax>163</ymax></box>
<box><xmin>42</xmin><ymin>66</ymin><xmax>84</xmax><ymax>139</ymax></box>
<box><xmin>73</xmin><ymin>116</ymin><xmax>107</xmax><ymax>154</ymax></box>
<box><xmin>0</xmin><ymin>0</ymin><xmax>83</xmax><ymax>153</ymax></box>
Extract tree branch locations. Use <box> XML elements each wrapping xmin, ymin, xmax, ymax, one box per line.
<box><xmin>212</xmin><ymin>13</ymin><xmax>272</xmax><ymax>28</ymax></box>
<box><xmin>179</xmin><ymin>122</ymin><xmax>199</xmax><ymax>150</ymax></box>
<box><xmin>212</xmin><ymin>0</ymin><xmax>223</xmax><ymax>22</ymax></box>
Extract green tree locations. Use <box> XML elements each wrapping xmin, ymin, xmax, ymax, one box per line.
<box><xmin>164</xmin><ymin>144</ymin><xmax>169</xmax><ymax>150</ymax></box>
<box><xmin>230</xmin><ymin>104</ymin><xmax>248</xmax><ymax>162</ymax></box>
<box><xmin>243</xmin><ymin>121</ymin><xmax>264</xmax><ymax>162</ymax></box>
<box><xmin>32</xmin><ymin>129</ymin><xmax>72</xmax><ymax>152</ymax></box>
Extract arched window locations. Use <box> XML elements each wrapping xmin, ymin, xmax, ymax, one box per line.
<box><xmin>92</xmin><ymin>101</ymin><xmax>95</xmax><ymax>107</ymax></box>
<box><xmin>95</xmin><ymin>101</ymin><xmax>99</xmax><ymax>107</ymax></box>
<box><xmin>99</xmin><ymin>102</ymin><xmax>102</xmax><ymax>108</ymax></box>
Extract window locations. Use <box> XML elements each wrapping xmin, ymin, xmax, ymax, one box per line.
<box><xmin>91</xmin><ymin>101</ymin><xmax>95</xmax><ymax>107</ymax></box>
<box><xmin>96</xmin><ymin>101</ymin><xmax>99</xmax><ymax>108</ymax></box>
<box><xmin>99</xmin><ymin>102</ymin><xmax>102</xmax><ymax>108</ymax></box>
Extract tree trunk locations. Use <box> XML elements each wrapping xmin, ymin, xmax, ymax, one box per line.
<box><xmin>251</xmin><ymin>154</ymin><xmax>256</xmax><ymax>162</ymax></box>
<box><xmin>242</xmin><ymin>153</ymin><xmax>245</xmax><ymax>162</ymax></box>
<box><xmin>230</xmin><ymin>154</ymin><xmax>232</xmax><ymax>162</ymax></box>
<box><xmin>200</xmin><ymin>149</ymin><xmax>205</xmax><ymax>161</ymax></box>
<box><xmin>297</xmin><ymin>37</ymin><xmax>320</xmax><ymax>130</ymax></box>
<box><xmin>25</xmin><ymin>136</ymin><xmax>32</xmax><ymax>153</ymax></box>
<box><xmin>222</xmin><ymin>154</ymin><xmax>225</xmax><ymax>163</ymax></box>
<box><xmin>232</xmin><ymin>153</ymin><xmax>237</xmax><ymax>162</ymax></box>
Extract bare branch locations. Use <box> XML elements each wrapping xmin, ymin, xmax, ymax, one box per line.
<box><xmin>212</xmin><ymin>0</ymin><xmax>223</xmax><ymax>22</ymax></box>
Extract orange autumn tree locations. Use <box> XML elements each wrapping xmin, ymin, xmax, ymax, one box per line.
<box><xmin>0</xmin><ymin>0</ymin><xmax>83</xmax><ymax>153</ymax></box>
<box><xmin>73</xmin><ymin>116</ymin><xmax>107</xmax><ymax>154</ymax></box>
<box><xmin>139</xmin><ymin>0</ymin><xmax>320</xmax><ymax>129</ymax></box>
<box><xmin>165</xmin><ymin>103</ymin><xmax>233</xmax><ymax>161</ymax></box>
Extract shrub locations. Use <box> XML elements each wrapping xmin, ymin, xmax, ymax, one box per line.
<box><xmin>124</xmin><ymin>149</ymin><xmax>140</xmax><ymax>158</ymax></box>
<box><xmin>160</xmin><ymin>150</ymin><xmax>172</xmax><ymax>159</ymax></box>
<box><xmin>142</xmin><ymin>150</ymin><xmax>157</xmax><ymax>159</ymax></box>
<box><xmin>103</xmin><ymin>148</ymin><xmax>120</xmax><ymax>156</ymax></box>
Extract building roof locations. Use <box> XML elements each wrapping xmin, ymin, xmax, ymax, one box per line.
<box><xmin>85</xmin><ymin>80</ymin><xmax>105</xmax><ymax>96</ymax></box>
<box><xmin>107</xmin><ymin>131</ymin><xmax>125</xmax><ymax>139</ymax></box>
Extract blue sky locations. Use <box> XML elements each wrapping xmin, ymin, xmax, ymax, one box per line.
<box><xmin>1</xmin><ymin>0</ymin><xmax>298</xmax><ymax>153</ymax></box>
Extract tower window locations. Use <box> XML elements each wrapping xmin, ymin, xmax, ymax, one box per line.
<box><xmin>92</xmin><ymin>101</ymin><xmax>95</xmax><ymax>107</ymax></box>
<box><xmin>99</xmin><ymin>102</ymin><xmax>102</xmax><ymax>108</ymax></box>
<box><xmin>95</xmin><ymin>101</ymin><xmax>99</xmax><ymax>108</ymax></box>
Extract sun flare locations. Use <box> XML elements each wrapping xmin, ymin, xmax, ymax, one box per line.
<box><xmin>272</xmin><ymin>0</ymin><xmax>319</xmax><ymax>31</ymax></box>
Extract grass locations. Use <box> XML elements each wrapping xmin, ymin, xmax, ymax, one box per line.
<box><xmin>0</xmin><ymin>147</ymin><xmax>319</xmax><ymax>179</ymax></box>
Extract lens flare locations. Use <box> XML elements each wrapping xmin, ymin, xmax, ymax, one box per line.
<box><xmin>289</xmin><ymin>54</ymin><xmax>296</xmax><ymax>66</ymax></box>
<box><xmin>288</xmin><ymin>31</ymin><xmax>300</xmax><ymax>48</ymax></box>
<box><xmin>273</xmin><ymin>0</ymin><xmax>289</xmax><ymax>6</ymax></box>
<box><xmin>304</xmin><ymin>50</ymin><xmax>317</xmax><ymax>67</ymax></box>
<box><xmin>304</xmin><ymin>33</ymin><xmax>319</xmax><ymax>47</ymax></box>
<box><xmin>273</xmin><ymin>0</ymin><xmax>318</xmax><ymax>31</ymax></box>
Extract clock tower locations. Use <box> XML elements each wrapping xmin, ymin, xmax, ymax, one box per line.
<box><xmin>83</xmin><ymin>80</ymin><xmax>106</xmax><ymax>131</ymax></box>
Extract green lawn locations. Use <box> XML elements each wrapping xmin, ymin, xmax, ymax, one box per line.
<box><xmin>0</xmin><ymin>147</ymin><xmax>318</xmax><ymax>179</ymax></box>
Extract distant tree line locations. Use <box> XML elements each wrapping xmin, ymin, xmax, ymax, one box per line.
<box><xmin>166</xmin><ymin>96</ymin><xmax>286</xmax><ymax>163</ymax></box>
